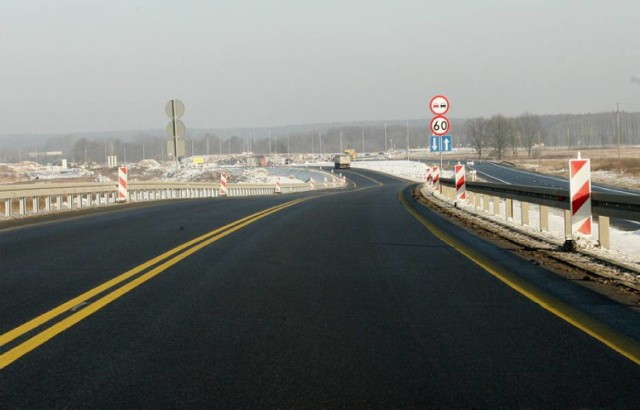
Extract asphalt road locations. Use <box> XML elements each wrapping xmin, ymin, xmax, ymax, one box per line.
<box><xmin>1</xmin><ymin>169</ymin><xmax>639</xmax><ymax>407</ymax></box>
<box><xmin>469</xmin><ymin>160</ymin><xmax>637</xmax><ymax>195</ymax></box>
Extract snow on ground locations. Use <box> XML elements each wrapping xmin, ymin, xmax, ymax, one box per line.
<box><xmin>347</xmin><ymin>159</ymin><xmax>640</xmax><ymax>267</ymax></box>
<box><xmin>0</xmin><ymin>161</ymin><xmax>94</xmax><ymax>183</ymax></box>
<box><xmin>3</xmin><ymin>158</ymin><xmax>638</xmax><ymax>265</ymax></box>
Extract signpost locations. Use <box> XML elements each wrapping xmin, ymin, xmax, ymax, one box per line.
<box><xmin>429</xmin><ymin>95</ymin><xmax>452</xmax><ymax>181</ymax></box>
<box><xmin>166</xmin><ymin>99</ymin><xmax>186</xmax><ymax>173</ymax></box>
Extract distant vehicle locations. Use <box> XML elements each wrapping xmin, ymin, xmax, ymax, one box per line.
<box><xmin>334</xmin><ymin>154</ymin><xmax>351</xmax><ymax>169</ymax></box>
<box><xmin>467</xmin><ymin>160</ymin><xmax>475</xmax><ymax>166</ymax></box>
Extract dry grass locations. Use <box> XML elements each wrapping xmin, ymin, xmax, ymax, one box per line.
<box><xmin>510</xmin><ymin>147</ymin><xmax>640</xmax><ymax>190</ymax></box>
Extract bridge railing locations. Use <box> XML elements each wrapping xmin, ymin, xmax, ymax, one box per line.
<box><xmin>436</xmin><ymin>178</ymin><xmax>640</xmax><ymax>250</ymax></box>
<box><xmin>0</xmin><ymin>179</ymin><xmax>344</xmax><ymax>219</ymax></box>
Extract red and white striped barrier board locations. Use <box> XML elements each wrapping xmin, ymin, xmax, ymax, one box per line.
<box><xmin>454</xmin><ymin>164</ymin><xmax>466</xmax><ymax>200</ymax></box>
<box><xmin>117</xmin><ymin>166</ymin><xmax>128</xmax><ymax>202</ymax></box>
<box><xmin>432</xmin><ymin>166</ymin><xmax>440</xmax><ymax>192</ymax></box>
<box><xmin>219</xmin><ymin>173</ymin><xmax>228</xmax><ymax>196</ymax></box>
<box><xmin>309</xmin><ymin>177</ymin><xmax>315</xmax><ymax>190</ymax></box>
<box><xmin>569</xmin><ymin>158</ymin><xmax>592</xmax><ymax>237</ymax></box>
<box><xmin>425</xmin><ymin>167</ymin><xmax>433</xmax><ymax>187</ymax></box>
<box><xmin>323</xmin><ymin>177</ymin><xmax>328</xmax><ymax>187</ymax></box>
<box><xmin>275</xmin><ymin>177</ymin><xmax>281</xmax><ymax>193</ymax></box>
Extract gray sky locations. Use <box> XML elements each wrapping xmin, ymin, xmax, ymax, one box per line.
<box><xmin>2</xmin><ymin>0</ymin><xmax>639</xmax><ymax>134</ymax></box>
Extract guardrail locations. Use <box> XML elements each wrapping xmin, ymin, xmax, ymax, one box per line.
<box><xmin>437</xmin><ymin>178</ymin><xmax>640</xmax><ymax>250</ymax></box>
<box><xmin>0</xmin><ymin>179</ymin><xmax>344</xmax><ymax>219</ymax></box>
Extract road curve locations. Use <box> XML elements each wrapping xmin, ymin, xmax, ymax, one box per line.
<box><xmin>1</xmin><ymin>169</ymin><xmax>639</xmax><ymax>407</ymax></box>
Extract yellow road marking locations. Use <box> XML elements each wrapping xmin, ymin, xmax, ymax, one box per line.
<box><xmin>0</xmin><ymin>198</ymin><xmax>306</xmax><ymax>369</ymax></box>
<box><xmin>347</xmin><ymin>171</ymin><xmax>384</xmax><ymax>186</ymax></box>
<box><xmin>399</xmin><ymin>190</ymin><xmax>640</xmax><ymax>366</ymax></box>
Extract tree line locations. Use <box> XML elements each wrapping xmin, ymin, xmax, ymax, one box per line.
<box><xmin>1</xmin><ymin>111</ymin><xmax>638</xmax><ymax>164</ymax></box>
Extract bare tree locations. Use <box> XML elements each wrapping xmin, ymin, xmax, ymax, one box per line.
<box><xmin>465</xmin><ymin>117</ymin><xmax>486</xmax><ymax>159</ymax></box>
<box><xmin>516</xmin><ymin>113</ymin><xmax>542</xmax><ymax>157</ymax></box>
<box><xmin>486</xmin><ymin>115</ymin><xmax>511</xmax><ymax>160</ymax></box>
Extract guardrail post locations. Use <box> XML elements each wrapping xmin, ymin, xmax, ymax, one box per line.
<box><xmin>564</xmin><ymin>210</ymin><xmax>572</xmax><ymax>239</ymax></box>
<box><xmin>45</xmin><ymin>196</ymin><xmax>51</xmax><ymax>212</ymax></box>
<box><xmin>32</xmin><ymin>197</ymin><xmax>39</xmax><ymax>214</ymax></box>
<box><xmin>539</xmin><ymin>205</ymin><xmax>548</xmax><ymax>231</ymax></box>
<box><xmin>4</xmin><ymin>199</ymin><xmax>12</xmax><ymax>217</ymax></box>
<box><xmin>598</xmin><ymin>215</ymin><xmax>610</xmax><ymax>249</ymax></box>
<box><xmin>483</xmin><ymin>195</ymin><xmax>489</xmax><ymax>212</ymax></box>
<box><xmin>19</xmin><ymin>197</ymin><xmax>26</xmax><ymax>215</ymax></box>
<box><xmin>521</xmin><ymin>202</ymin><xmax>530</xmax><ymax>226</ymax></box>
<box><xmin>493</xmin><ymin>196</ymin><xmax>500</xmax><ymax>216</ymax></box>
<box><xmin>506</xmin><ymin>198</ymin><xmax>513</xmax><ymax>220</ymax></box>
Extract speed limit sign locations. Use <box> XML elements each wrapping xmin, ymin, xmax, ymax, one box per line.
<box><xmin>430</xmin><ymin>115</ymin><xmax>450</xmax><ymax>136</ymax></box>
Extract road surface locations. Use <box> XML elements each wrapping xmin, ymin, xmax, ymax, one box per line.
<box><xmin>1</xmin><ymin>169</ymin><xmax>639</xmax><ymax>407</ymax></box>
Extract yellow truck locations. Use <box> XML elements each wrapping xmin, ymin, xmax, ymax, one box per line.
<box><xmin>344</xmin><ymin>149</ymin><xmax>356</xmax><ymax>160</ymax></box>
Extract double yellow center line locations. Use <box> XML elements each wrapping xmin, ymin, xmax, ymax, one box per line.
<box><xmin>0</xmin><ymin>198</ymin><xmax>306</xmax><ymax>370</ymax></box>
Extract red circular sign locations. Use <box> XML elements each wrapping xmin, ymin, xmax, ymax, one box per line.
<box><xmin>430</xmin><ymin>115</ymin><xmax>450</xmax><ymax>136</ymax></box>
<box><xmin>429</xmin><ymin>95</ymin><xmax>450</xmax><ymax>116</ymax></box>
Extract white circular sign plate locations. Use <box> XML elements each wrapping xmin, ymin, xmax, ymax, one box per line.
<box><xmin>429</xmin><ymin>95</ymin><xmax>450</xmax><ymax>116</ymax></box>
<box><xmin>430</xmin><ymin>115</ymin><xmax>450</xmax><ymax>136</ymax></box>
<box><xmin>165</xmin><ymin>99</ymin><xmax>185</xmax><ymax>119</ymax></box>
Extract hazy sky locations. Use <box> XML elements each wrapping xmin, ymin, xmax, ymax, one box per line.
<box><xmin>2</xmin><ymin>0</ymin><xmax>639</xmax><ymax>134</ymax></box>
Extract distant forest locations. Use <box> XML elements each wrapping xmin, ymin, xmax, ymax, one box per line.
<box><xmin>0</xmin><ymin>111</ymin><xmax>638</xmax><ymax>164</ymax></box>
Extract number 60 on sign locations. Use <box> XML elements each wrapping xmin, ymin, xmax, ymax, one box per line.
<box><xmin>430</xmin><ymin>115</ymin><xmax>450</xmax><ymax>136</ymax></box>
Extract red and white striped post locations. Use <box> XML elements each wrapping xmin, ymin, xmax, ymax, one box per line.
<box><xmin>432</xmin><ymin>166</ymin><xmax>440</xmax><ymax>192</ymax></box>
<box><xmin>308</xmin><ymin>177</ymin><xmax>315</xmax><ymax>190</ymax></box>
<box><xmin>275</xmin><ymin>177</ymin><xmax>281</xmax><ymax>193</ymax></box>
<box><xmin>454</xmin><ymin>164</ymin><xmax>466</xmax><ymax>200</ymax></box>
<box><xmin>425</xmin><ymin>167</ymin><xmax>433</xmax><ymax>188</ymax></box>
<box><xmin>117</xmin><ymin>166</ymin><xmax>128</xmax><ymax>202</ymax></box>
<box><xmin>323</xmin><ymin>177</ymin><xmax>328</xmax><ymax>187</ymax></box>
<box><xmin>219</xmin><ymin>173</ymin><xmax>228</xmax><ymax>196</ymax></box>
<box><xmin>569</xmin><ymin>157</ymin><xmax>592</xmax><ymax>237</ymax></box>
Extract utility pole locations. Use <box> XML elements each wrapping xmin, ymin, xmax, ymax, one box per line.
<box><xmin>616</xmin><ymin>102</ymin><xmax>621</xmax><ymax>160</ymax></box>
<box><xmin>268</xmin><ymin>130</ymin><xmax>272</xmax><ymax>156</ymax></box>
<box><xmin>340</xmin><ymin>129</ymin><xmax>343</xmax><ymax>152</ymax></box>
<box><xmin>319</xmin><ymin>131</ymin><xmax>323</xmax><ymax>158</ymax></box>
<box><xmin>362</xmin><ymin>123</ymin><xmax>365</xmax><ymax>154</ymax></box>
<box><xmin>406</xmin><ymin>120</ymin><xmax>410</xmax><ymax>160</ymax></box>
<box><xmin>384</xmin><ymin>123</ymin><xmax>387</xmax><ymax>152</ymax></box>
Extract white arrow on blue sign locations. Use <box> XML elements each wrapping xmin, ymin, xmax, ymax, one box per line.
<box><xmin>430</xmin><ymin>135</ymin><xmax>452</xmax><ymax>152</ymax></box>
<box><xmin>441</xmin><ymin>135</ymin><xmax>452</xmax><ymax>152</ymax></box>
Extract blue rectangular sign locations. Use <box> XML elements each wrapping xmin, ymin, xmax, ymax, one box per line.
<box><xmin>429</xmin><ymin>136</ymin><xmax>440</xmax><ymax>152</ymax></box>
<box><xmin>430</xmin><ymin>135</ymin><xmax>452</xmax><ymax>152</ymax></box>
<box><xmin>441</xmin><ymin>135</ymin><xmax>452</xmax><ymax>152</ymax></box>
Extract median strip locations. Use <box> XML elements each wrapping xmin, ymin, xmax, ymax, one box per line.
<box><xmin>0</xmin><ymin>198</ymin><xmax>306</xmax><ymax>369</ymax></box>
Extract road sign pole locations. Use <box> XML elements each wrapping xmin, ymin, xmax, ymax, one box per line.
<box><xmin>172</xmin><ymin>100</ymin><xmax>179</xmax><ymax>174</ymax></box>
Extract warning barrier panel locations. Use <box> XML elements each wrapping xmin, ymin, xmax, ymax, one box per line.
<box><xmin>220</xmin><ymin>173</ymin><xmax>228</xmax><ymax>196</ymax></box>
<box><xmin>454</xmin><ymin>164</ymin><xmax>466</xmax><ymax>200</ymax></box>
<box><xmin>569</xmin><ymin>158</ymin><xmax>592</xmax><ymax>237</ymax></box>
<box><xmin>117</xmin><ymin>166</ymin><xmax>128</xmax><ymax>202</ymax></box>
